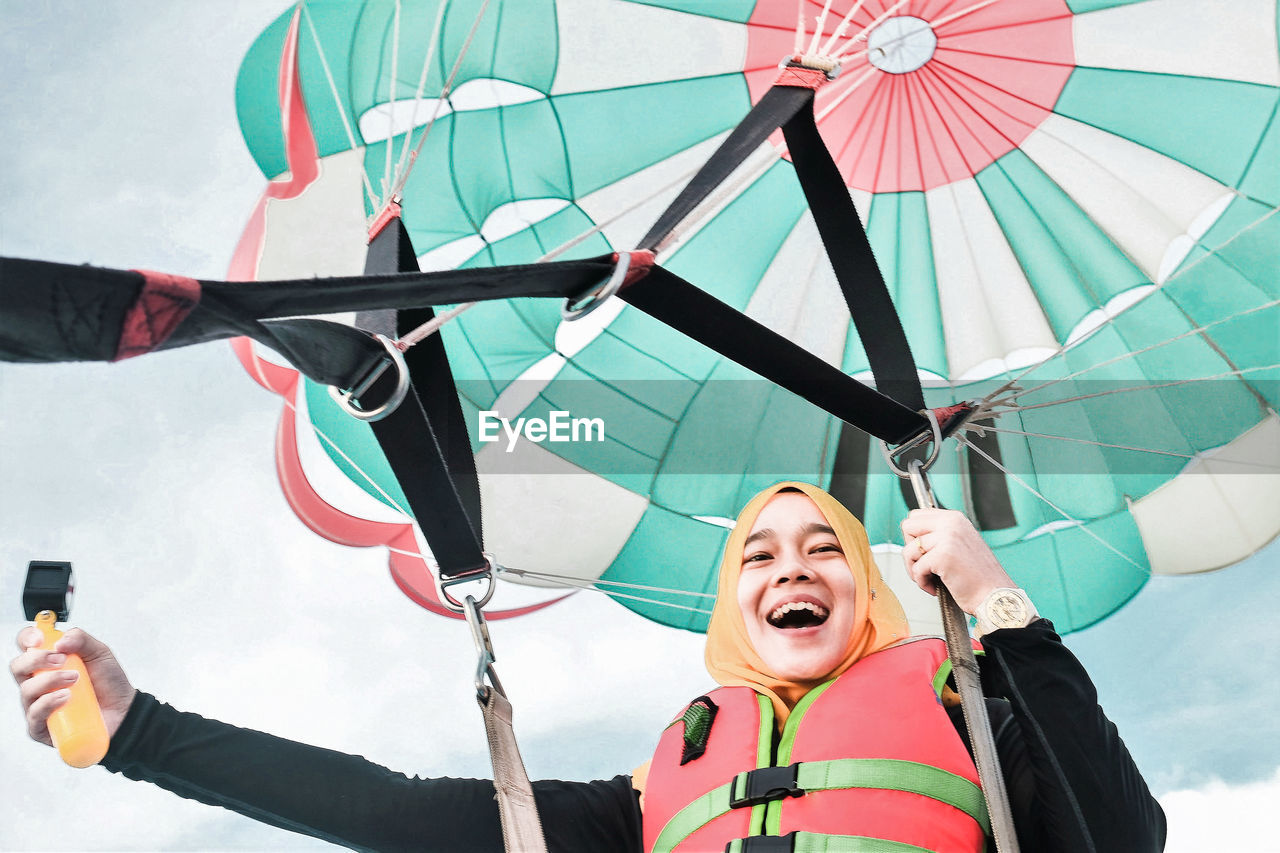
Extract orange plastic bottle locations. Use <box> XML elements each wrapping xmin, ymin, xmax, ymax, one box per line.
<box><xmin>35</xmin><ymin>610</ymin><xmax>109</xmax><ymax>768</ymax></box>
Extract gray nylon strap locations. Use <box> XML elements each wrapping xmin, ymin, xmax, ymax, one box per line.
<box><xmin>908</xmin><ymin>462</ymin><xmax>1020</xmax><ymax>852</ymax></box>
<box><xmin>938</xmin><ymin>585</ymin><xmax>1018</xmax><ymax>852</ymax></box>
<box><xmin>481</xmin><ymin>689</ymin><xmax>549</xmax><ymax>853</ymax></box>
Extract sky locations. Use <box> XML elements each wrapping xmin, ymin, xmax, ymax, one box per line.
<box><xmin>2</xmin><ymin>2</ymin><xmax>1279</xmax><ymax>851</ymax></box>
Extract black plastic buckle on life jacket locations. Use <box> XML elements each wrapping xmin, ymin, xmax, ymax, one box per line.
<box><xmin>724</xmin><ymin>832</ymin><xmax>798</xmax><ymax>853</ymax></box>
<box><xmin>728</xmin><ymin>764</ymin><xmax>804</xmax><ymax>809</ymax></box>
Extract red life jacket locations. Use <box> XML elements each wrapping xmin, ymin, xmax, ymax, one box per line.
<box><xmin>642</xmin><ymin>638</ymin><xmax>988</xmax><ymax>853</ymax></box>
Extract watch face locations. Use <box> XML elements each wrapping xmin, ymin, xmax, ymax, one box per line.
<box><xmin>990</xmin><ymin>592</ymin><xmax>1026</xmax><ymax>627</ymax></box>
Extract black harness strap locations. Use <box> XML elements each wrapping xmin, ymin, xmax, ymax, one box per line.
<box><xmin>366</xmin><ymin>370</ymin><xmax>488</xmax><ymax>576</ymax></box>
<box><xmin>619</xmin><ymin>266</ymin><xmax>923</xmax><ymax>445</ymax></box>
<box><xmin>199</xmin><ymin>256</ymin><xmax>616</xmax><ymax>320</ymax></box>
<box><xmin>777</xmin><ymin>85</ymin><xmax>925</xmax><ymax>414</ymax></box>
<box><xmin>639</xmin><ymin>85</ymin><xmax>816</xmax><ymax>251</ymax></box>
<box><xmin>0</xmin><ymin>254</ymin><xmax>613</xmax><ymax>389</ymax></box>
<box><xmin>633</xmin><ymin>69</ymin><xmax>927</xmax><ymax>447</ymax></box>
<box><xmin>357</xmin><ymin>219</ymin><xmax>487</xmax><ymax>578</ymax></box>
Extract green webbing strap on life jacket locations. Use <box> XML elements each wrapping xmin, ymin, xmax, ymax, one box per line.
<box><xmin>932</xmin><ymin>650</ymin><xmax>986</xmax><ymax>698</ymax></box>
<box><xmin>652</xmin><ymin>778</ymin><xmax>738</xmax><ymax>853</ymax></box>
<box><xmin>796</xmin><ymin>759</ymin><xmax>990</xmax><ymax>835</ymax></box>
<box><xmin>651</xmin><ymin>758</ymin><xmax>990</xmax><ymax>853</ymax></box>
<box><xmin>726</xmin><ymin>831</ymin><xmax>933</xmax><ymax>853</ymax></box>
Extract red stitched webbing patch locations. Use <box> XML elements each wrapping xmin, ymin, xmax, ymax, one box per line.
<box><xmin>368</xmin><ymin>200</ymin><xmax>403</xmax><ymax>242</ymax></box>
<box><xmin>773</xmin><ymin>65</ymin><xmax>828</xmax><ymax>90</ymax></box>
<box><xmin>932</xmin><ymin>403</ymin><xmax>974</xmax><ymax>435</ymax></box>
<box><xmin>113</xmin><ymin>270</ymin><xmax>202</xmax><ymax>361</ymax></box>
<box><xmin>619</xmin><ymin>250</ymin><xmax>656</xmax><ymax>290</ymax></box>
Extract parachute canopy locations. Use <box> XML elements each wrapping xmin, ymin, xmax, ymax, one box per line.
<box><xmin>13</xmin><ymin>0</ymin><xmax>1273</xmax><ymax>636</ymax></box>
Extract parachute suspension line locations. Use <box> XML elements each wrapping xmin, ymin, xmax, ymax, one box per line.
<box><xmin>495</xmin><ymin>568</ymin><xmax>714</xmax><ymax>616</ymax></box>
<box><xmin>538</xmin><ymin>163</ymin><xmax>704</xmax><ymax>262</ymax></box>
<box><xmin>997</xmin><ymin>298</ymin><xmax>1280</xmax><ymax>404</ymax></box>
<box><xmin>930</xmin><ymin>0</ymin><xmax>1008</xmax><ymax>31</ymax></box>
<box><xmin>793</xmin><ymin>0</ymin><xmax>807</xmax><ymax>55</ymax></box>
<box><xmin>397</xmin><ymin>244</ymin><xmax>634</xmax><ymax>351</ymax></box>
<box><xmin>386</xmin><ymin>543</ymin><xmax>428</xmax><ymax>561</ymax></box>
<box><xmin>792</xmin><ymin>0</ymin><xmax>933</xmax><ymax>72</ymax></box>
<box><xmin>398</xmin><ymin>163</ymin><xmax>704</xmax><ymax>349</ymax></box>
<box><xmin>1168</xmin><ymin>297</ymin><xmax>1277</xmax><ymax>418</ymax></box>
<box><xmin>546</xmin><ymin>133</ymin><xmax>788</xmax><ymax>265</ymax></box>
<box><xmin>397</xmin><ymin>302</ymin><xmax>477</xmax><ymax>351</ymax></box>
<box><xmin>818</xmin><ymin>0</ymin><xmax>984</xmax><ymax>72</ymax></box>
<box><xmin>393</xmin><ymin>0</ymin><xmax>449</xmax><ymax>186</ymax></box>
<box><xmin>383</xmin><ymin>0</ymin><xmax>403</xmax><ymax>202</ymax></box>
<box><xmin>298</xmin><ymin>2</ymin><xmax>379</xmax><ymax>212</ymax></box>
<box><xmin>397</xmin><ymin>243</ymin><xmax>643</xmax><ymax>351</ymax></box>
<box><xmin>808</xmin><ymin>1</ymin><xmax>839</xmax><ymax>57</ymax></box>
<box><xmin>957</xmin><ymin>435</ymin><xmax>1149</xmax><ymax>574</ymax></box>
<box><xmin>975</xmin><ymin>208</ymin><xmax>1280</xmax><ymax>409</ymax></box>
<box><xmin>499</xmin><ymin>565</ymin><xmax>717</xmax><ymax>600</ymax></box>
<box><xmin>829</xmin><ymin>0</ymin><xmax>911</xmax><ymax>62</ymax></box>
<box><xmin>276</xmin><ymin>378</ymin><xmax>414</xmax><ymax>519</ymax></box>
<box><xmin>971</xmin><ymin>424</ymin><xmax>1280</xmax><ymax>470</ymax></box>
<box><xmin>993</xmin><ymin>364</ymin><xmax>1280</xmax><ymax>416</ymax></box>
<box><xmin>653</xmin><ymin>142</ymin><xmax>784</xmax><ymax>256</ymax></box>
<box><xmin>387</xmin><ymin>0</ymin><xmax>494</xmax><ymax>203</ymax></box>
<box><xmin>818</xmin><ymin>1</ymin><xmax>870</xmax><ymax>57</ymax></box>
<box><xmin>537</xmin><ymin>582</ymin><xmax>713</xmax><ymax>617</ymax></box>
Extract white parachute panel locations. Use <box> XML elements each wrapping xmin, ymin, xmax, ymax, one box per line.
<box><xmin>1020</xmin><ymin>114</ymin><xmax>1231</xmax><ymax>284</ymax></box>
<box><xmin>1073</xmin><ymin>0</ymin><xmax>1280</xmax><ymax>86</ymax></box>
<box><xmin>1132</xmin><ymin>414</ymin><xmax>1280</xmax><ymax>574</ymax></box>
<box><xmin>552</xmin><ymin>0</ymin><xmax>747</xmax><ymax>95</ymax></box>
<box><xmin>258</xmin><ymin>148</ymin><xmax>370</xmax><ymax>280</ymax></box>
<box><xmin>477</xmin><ymin>440</ymin><xmax>649</xmax><ymax>586</ymax></box>
<box><xmin>925</xmin><ymin>178</ymin><xmax>1058</xmax><ymax>381</ymax></box>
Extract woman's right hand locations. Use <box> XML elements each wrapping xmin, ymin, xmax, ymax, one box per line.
<box><xmin>10</xmin><ymin>627</ymin><xmax>137</xmax><ymax>749</ymax></box>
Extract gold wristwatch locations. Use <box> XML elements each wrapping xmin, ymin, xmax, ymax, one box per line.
<box><xmin>975</xmin><ymin>587</ymin><xmax>1038</xmax><ymax>637</ymax></box>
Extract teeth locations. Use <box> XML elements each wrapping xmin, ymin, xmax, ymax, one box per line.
<box><xmin>769</xmin><ymin>601</ymin><xmax>828</xmax><ymax>621</ymax></box>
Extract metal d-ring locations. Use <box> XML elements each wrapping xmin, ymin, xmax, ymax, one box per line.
<box><xmin>561</xmin><ymin>252</ymin><xmax>632</xmax><ymax>322</ymax></box>
<box><xmin>327</xmin><ymin>334</ymin><xmax>409</xmax><ymax>422</ymax></box>
<box><xmin>880</xmin><ymin>408</ymin><xmax>944</xmax><ymax>478</ymax></box>
<box><xmin>436</xmin><ymin>553</ymin><xmax>499</xmax><ymax>613</ymax></box>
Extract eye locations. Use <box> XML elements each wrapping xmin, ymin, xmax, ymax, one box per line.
<box><xmin>811</xmin><ymin>543</ymin><xmax>843</xmax><ymax>554</ymax></box>
<box><xmin>742</xmin><ymin>551</ymin><xmax>773</xmax><ymax>565</ymax></box>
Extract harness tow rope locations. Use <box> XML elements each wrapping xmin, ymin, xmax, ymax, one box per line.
<box><xmin>900</xmin><ymin>449</ymin><xmax>1020</xmax><ymax>853</ymax></box>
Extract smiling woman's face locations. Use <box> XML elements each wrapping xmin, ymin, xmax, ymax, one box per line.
<box><xmin>737</xmin><ymin>492</ymin><xmax>858</xmax><ymax>683</ymax></box>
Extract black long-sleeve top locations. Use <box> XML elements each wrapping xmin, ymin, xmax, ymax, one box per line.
<box><xmin>100</xmin><ymin>620</ymin><xmax>1165</xmax><ymax>852</ymax></box>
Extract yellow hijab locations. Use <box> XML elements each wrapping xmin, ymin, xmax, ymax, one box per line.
<box><xmin>703</xmin><ymin>481</ymin><xmax>909</xmax><ymax>726</ymax></box>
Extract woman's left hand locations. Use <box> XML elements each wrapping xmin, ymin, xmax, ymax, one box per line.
<box><xmin>901</xmin><ymin>508</ymin><xmax>1015</xmax><ymax>616</ymax></box>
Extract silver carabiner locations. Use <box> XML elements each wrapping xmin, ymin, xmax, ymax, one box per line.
<box><xmin>906</xmin><ymin>458</ymin><xmax>939</xmax><ymax>511</ymax></box>
<box><xmin>463</xmin><ymin>594</ymin><xmax>504</xmax><ymax>702</ymax></box>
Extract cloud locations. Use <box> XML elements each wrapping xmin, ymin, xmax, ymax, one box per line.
<box><xmin>1159</xmin><ymin>768</ymin><xmax>1280</xmax><ymax>852</ymax></box>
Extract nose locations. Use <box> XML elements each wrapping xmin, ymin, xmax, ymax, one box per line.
<box><xmin>771</xmin><ymin>549</ymin><xmax>811</xmax><ymax>585</ymax></box>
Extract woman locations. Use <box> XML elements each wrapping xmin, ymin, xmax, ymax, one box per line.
<box><xmin>11</xmin><ymin>483</ymin><xmax>1165</xmax><ymax>851</ymax></box>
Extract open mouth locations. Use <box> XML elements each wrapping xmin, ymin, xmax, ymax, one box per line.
<box><xmin>766</xmin><ymin>601</ymin><xmax>830</xmax><ymax>630</ymax></box>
